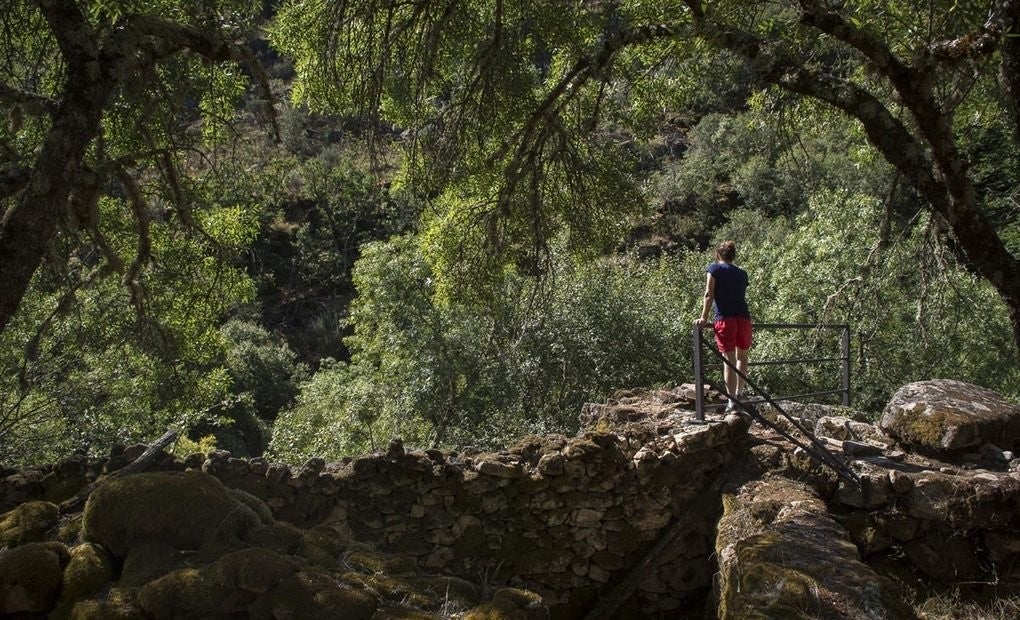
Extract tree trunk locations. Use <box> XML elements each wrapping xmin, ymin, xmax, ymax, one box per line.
<box><xmin>0</xmin><ymin>94</ymin><xmax>110</xmax><ymax>334</ymax></box>
<box><xmin>0</xmin><ymin>2</ymin><xmax>269</xmax><ymax>336</ymax></box>
<box><xmin>0</xmin><ymin>0</ymin><xmax>113</xmax><ymax>334</ymax></box>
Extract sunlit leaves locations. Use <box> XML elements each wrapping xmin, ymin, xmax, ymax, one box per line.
<box><xmin>0</xmin><ymin>188</ymin><xmax>258</xmax><ymax>464</ymax></box>
<box><xmin>270</xmin><ymin>234</ymin><xmax>701</xmax><ymax>461</ymax></box>
<box><xmin>721</xmin><ymin>192</ymin><xmax>1019</xmax><ymax>410</ymax></box>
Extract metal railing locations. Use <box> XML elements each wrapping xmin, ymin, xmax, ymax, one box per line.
<box><xmin>693</xmin><ymin>322</ymin><xmax>851</xmax><ymax>421</ymax></box>
<box><xmin>691</xmin><ymin>322</ymin><xmax>861</xmax><ymax>488</ymax></box>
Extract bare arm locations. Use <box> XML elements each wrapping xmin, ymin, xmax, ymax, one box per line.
<box><xmin>694</xmin><ymin>272</ymin><xmax>715</xmax><ymax>328</ymax></box>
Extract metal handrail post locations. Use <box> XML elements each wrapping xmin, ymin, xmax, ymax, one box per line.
<box><xmin>841</xmin><ymin>326</ymin><xmax>851</xmax><ymax>406</ymax></box>
<box><xmin>693</xmin><ymin>325</ymin><xmax>705</xmax><ymax>421</ymax></box>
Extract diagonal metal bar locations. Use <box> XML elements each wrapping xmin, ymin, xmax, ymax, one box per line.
<box><xmin>697</xmin><ymin>336</ymin><xmax>861</xmax><ymax>488</ymax></box>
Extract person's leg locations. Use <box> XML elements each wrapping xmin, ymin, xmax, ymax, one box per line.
<box><xmin>733</xmin><ymin>317</ymin><xmax>752</xmax><ymax>398</ymax></box>
<box><xmin>735</xmin><ymin>347</ymin><xmax>749</xmax><ymax>396</ymax></box>
<box><xmin>722</xmin><ymin>348</ymin><xmax>738</xmax><ymax>400</ymax></box>
<box><xmin>715</xmin><ymin>319</ymin><xmax>739</xmax><ymax>405</ymax></box>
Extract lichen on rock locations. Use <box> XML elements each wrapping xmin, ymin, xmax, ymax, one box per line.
<box><xmin>715</xmin><ymin>479</ymin><xmax>913</xmax><ymax>619</ymax></box>
<box><xmin>880</xmin><ymin>379</ymin><xmax>1020</xmax><ymax>454</ymax></box>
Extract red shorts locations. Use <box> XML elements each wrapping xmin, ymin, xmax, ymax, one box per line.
<box><xmin>714</xmin><ymin>317</ymin><xmax>752</xmax><ymax>353</ymax></box>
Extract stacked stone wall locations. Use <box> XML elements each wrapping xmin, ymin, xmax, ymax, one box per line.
<box><xmin>0</xmin><ymin>400</ymin><xmax>745</xmax><ymax>615</ymax></box>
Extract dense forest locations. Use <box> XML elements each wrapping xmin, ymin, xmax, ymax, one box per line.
<box><xmin>1</xmin><ymin>0</ymin><xmax>1019</xmax><ymax>467</ymax></box>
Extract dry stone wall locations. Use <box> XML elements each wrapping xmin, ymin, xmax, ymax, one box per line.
<box><xmin>201</xmin><ymin>393</ymin><xmax>748</xmax><ymax>614</ymax></box>
<box><xmin>0</xmin><ymin>388</ymin><xmax>747</xmax><ymax>616</ymax></box>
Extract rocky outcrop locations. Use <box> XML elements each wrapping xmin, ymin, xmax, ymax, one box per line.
<box><xmin>715</xmin><ymin>478</ymin><xmax>914</xmax><ymax>619</ymax></box>
<box><xmin>879</xmin><ymin>379</ymin><xmax>1020</xmax><ymax>455</ymax></box>
<box><xmin>1</xmin><ymin>381</ymin><xmax>1019</xmax><ymax>618</ymax></box>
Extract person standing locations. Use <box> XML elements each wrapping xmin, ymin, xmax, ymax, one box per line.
<box><xmin>694</xmin><ymin>240</ymin><xmax>752</xmax><ymax>412</ymax></box>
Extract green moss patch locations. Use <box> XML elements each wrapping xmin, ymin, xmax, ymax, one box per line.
<box><xmin>51</xmin><ymin>543</ymin><xmax>115</xmax><ymax>619</ymax></box>
<box><xmin>342</xmin><ymin>573</ymin><xmax>479</xmax><ymax>612</ymax></box>
<box><xmin>208</xmin><ymin>546</ymin><xmax>299</xmax><ymax>594</ymax></box>
<box><xmin>136</xmin><ymin>567</ymin><xmax>233</xmax><ymax>619</ymax></box>
<box><xmin>0</xmin><ymin>541</ymin><xmax>69</xmax><ymax>615</ymax></box>
<box><xmin>119</xmin><ymin>541</ymin><xmax>191</xmax><ymax>588</ymax></box>
<box><xmin>343</xmin><ymin>545</ymin><xmax>417</xmax><ymax>574</ymax></box>
<box><xmin>0</xmin><ymin>500</ymin><xmax>60</xmax><ymax>548</ymax></box>
<box><xmin>69</xmin><ymin>599</ymin><xmax>146</xmax><ymax>619</ymax></box>
<box><xmin>82</xmin><ymin>471</ymin><xmax>260</xmax><ymax>557</ymax></box>
<box><xmin>248</xmin><ymin>570</ymin><xmax>379</xmax><ymax>620</ymax></box>
<box><xmin>298</xmin><ymin>523</ymin><xmax>352</xmax><ymax>567</ymax></box>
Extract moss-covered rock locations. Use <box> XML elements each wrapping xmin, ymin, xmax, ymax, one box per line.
<box><xmin>462</xmin><ymin>602</ymin><xmax>527</xmax><ymax>620</ymax></box>
<box><xmin>250</xmin><ymin>520</ymin><xmax>304</xmax><ymax>555</ymax></box>
<box><xmin>343</xmin><ymin>544</ymin><xmax>418</xmax><ymax>574</ymax></box>
<box><xmin>0</xmin><ymin>500</ymin><xmax>60</xmax><ymax>548</ymax></box>
<box><xmin>298</xmin><ymin>522</ymin><xmax>353</xmax><ymax>567</ymax></box>
<box><xmin>56</xmin><ymin>512</ymin><xmax>83</xmax><ymax>544</ymax></box>
<box><xmin>460</xmin><ymin>588</ymin><xmax>548</xmax><ymax>620</ymax></box>
<box><xmin>341</xmin><ymin>573</ymin><xmax>480</xmax><ymax>612</ymax></box>
<box><xmin>119</xmin><ymin>541</ymin><xmax>190</xmax><ymax>588</ymax></box>
<box><xmin>714</xmin><ymin>479</ymin><xmax>914</xmax><ymax>620</ymax></box>
<box><xmin>51</xmin><ymin>543</ymin><xmax>115</xmax><ymax>619</ymax></box>
<box><xmin>462</xmin><ymin>589</ymin><xmax>548</xmax><ymax>620</ymax></box>
<box><xmin>880</xmin><ymin>379</ymin><xmax>1020</xmax><ymax>454</ymax></box>
<box><xmin>0</xmin><ymin>540</ymin><xmax>69</xmax><ymax>615</ymax></box>
<box><xmin>136</xmin><ymin>566</ymin><xmax>233</xmax><ymax>619</ymax></box>
<box><xmin>43</xmin><ymin>472</ymin><xmax>87</xmax><ymax>504</ymax></box>
<box><xmin>69</xmin><ymin>599</ymin><xmax>146</xmax><ymax>620</ymax></box>
<box><xmin>247</xmin><ymin>569</ymin><xmax>378</xmax><ymax>620</ymax></box>
<box><xmin>81</xmin><ymin>471</ymin><xmax>261</xmax><ymax>557</ymax></box>
<box><xmin>208</xmin><ymin>546</ymin><xmax>299</xmax><ymax>594</ymax></box>
<box><xmin>372</xmin><ymin>604</ymin><xmax>439</xmax><ymax>619</ymax></box>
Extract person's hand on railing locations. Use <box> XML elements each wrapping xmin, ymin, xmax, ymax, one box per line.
<box><xmin>694</xmin><ymin>317</ymin><xmax>712</xmax><ymax>329</ymax></box>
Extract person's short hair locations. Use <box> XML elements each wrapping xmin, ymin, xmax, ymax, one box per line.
<box><xmin>717</xmin><ymin>240</ymin><xmax>737</xmax><ymax>262</ymax></box>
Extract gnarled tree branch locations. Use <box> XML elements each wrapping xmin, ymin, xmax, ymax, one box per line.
<box><xmin>0</xmin><ymin>1</ymin><xmax>277</xmax><ymax>335</ymax></box>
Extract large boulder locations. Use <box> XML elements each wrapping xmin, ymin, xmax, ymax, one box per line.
<box><xmin>879</xmin><ymin>380</ymin><xmax>1020</xmax><ymax>454</ymax></box>
<box><xmin>81</xmin><ymin>470</ymin><xmax>263</xmax><ymax>557</ymax></box>
<box><xmin>0</xmin><ymin>541</ymin><xmax>69</xmax><ymax>615</ymax></box>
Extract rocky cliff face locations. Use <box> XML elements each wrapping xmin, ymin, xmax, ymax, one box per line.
<box><xmin>1</xmin><ymin>379</ymin><xmax>1019</xmax><ymax>618</ymax></box>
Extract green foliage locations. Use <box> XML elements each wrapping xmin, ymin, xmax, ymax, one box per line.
<box><xmin>203</xmin><ymin>319</ymin><xmax>307</xmax><ymax>456</ymax></box>
<box><xmin>248</xmin><ymin>139</ymin><xmax>420</xmax><ymax>362</ymax></box>
<box><xmin>0</xmin><ymin>195</ymin><xmax>259</xmax><ymax>466</ymax></box>
<box><xmin>221</xmin><ymin>319</ymin><xmax>306</xmax><ymax>421</ymax></box>
<box><xmin>268</xmin><ymin>359</ymin><xmax>397</xmax><ymax>461</ymax></box>
<box><xmin>718</xmin><ymin>195</ymin><xmax>1020</xmax><ymax>412</ymax></box>
<box><xmin>171</xmin><ymin>433</ymin><xmax>218</xmax><ymax>458</ymax></box>
<box><xmin>269</xmin><ymin>235</ymin><xmax>700</xmax><ymax>462</ymax></box>
<box><xmin>271</xmin><ymin>0</ymin><xmax>655</xmax><ymax>296</ymax></box>
<box><xmin>3</xmin><ymin>0</ymin><xmax>1018</xmax><ymax>468</ymax></box>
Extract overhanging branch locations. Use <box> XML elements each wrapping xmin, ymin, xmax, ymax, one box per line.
<box><xmin>0</xmin><ymin>84</ymin><xmax>58</xmax><ymax>116</ymax></box>
<box><xmin>111</xmin><ymin>14</ymin><xmax>281</xmax><ymax>143</ymax></box>
<box><xmin>927</xmin><ymin>0</ymin><xmax>1020</xmax><ymax>60</ymax></box>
